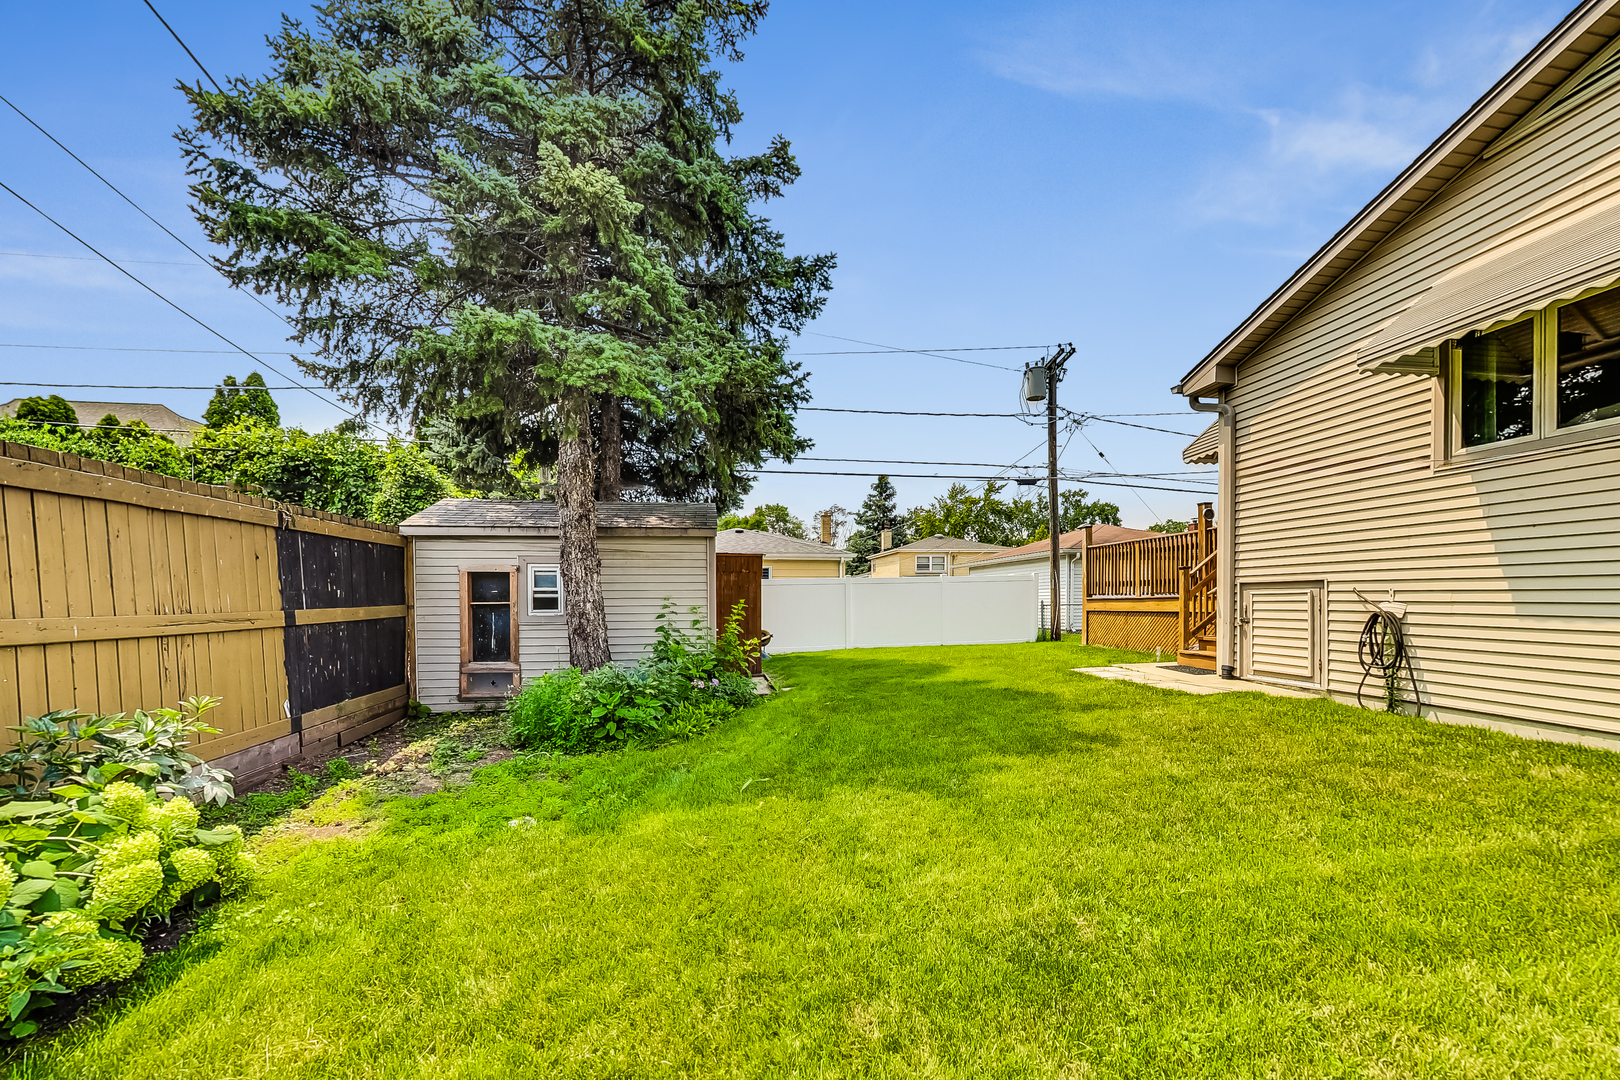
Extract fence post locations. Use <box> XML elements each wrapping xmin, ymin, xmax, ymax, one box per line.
<box><xmin>1178</xmin><ymin>566</ymin><xmax>1190</xmax><ymax>652</ymax></box>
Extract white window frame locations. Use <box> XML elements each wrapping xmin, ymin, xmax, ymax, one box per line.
<box><xmin>915</xmin><ymin>554</ymin><xmax>946</xmax><ymax>575</ymax></box>
<box><xmin>527</xmin><ymin>563</ymin><xmax>563</xmax><ymax>616</ymax></box>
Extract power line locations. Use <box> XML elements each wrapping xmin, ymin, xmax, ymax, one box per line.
<box><xmin>743</xmin><ymin>468</ymin><xmax>1210</xmax><ymax>494</ymax></box>
<box><xmin>0</xmin><ymin>381</ymin><xmax>304</xmax><ymax>390</ymax></box>
<box><xmin>799</xmin><ymin>456</ymin><xmax>1046</xmax><ymax>469</ymax></box>
<box><xmin>795</xmin><ymin>345</ymin><xmax>1051</xmax><ymax>355</ymax></box>
<box><xmin>0</xmin><ymin>92</ymin><xmax>292</xmax><ymax>329</ymax></box>
<box><xmin>1</xmin><ymin>250</ymin><xmax>200</xmax><ymax>267</ymax></box>
<box><xmin>0</xmin><ymin>181</ymin><xmax>389</xmax><ymax>435</ymax></box>
<box><xmin>140</xmin><ymin>0</ymin><xmax>223</xmax><ymax>92</ymax></box>
<box><xmin>803</xmin><ymin>406</ymin><xmax>1028</xmax><ymax>418</ymax></box>
<box><xmin>804</xmin><ymin>331</ymin><xmax>1022</xmax><ymax>372</ymax></box>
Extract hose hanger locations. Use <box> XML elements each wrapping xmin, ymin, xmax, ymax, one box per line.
<box><xmin>1352</xmin><ymin>589</ymin><xmax>1422</xmax><ymax>713</ymax></box>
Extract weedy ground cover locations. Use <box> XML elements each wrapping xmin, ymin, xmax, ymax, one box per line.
<box><xmin>10</xmin><ymin>642</ymin><xmax>1620</xmax><ymax>1079</ymax></box>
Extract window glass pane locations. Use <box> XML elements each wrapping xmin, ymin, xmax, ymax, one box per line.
<box><xmin>532</xmin><ymin>571</ymin><xmax>558</xmax><ymax>590</ymax></box>
<box><xmin>470</xmin><ymin>571</ymin><xmax>509</xmax><ymax>603</ymax></box>
<box><xmin>470</xmin><ymin>604</ymin><xmax>511</xmax><ymax>662</ymax></box>
<box><xmin>531</xmin><ymin>592</ymin><xmax>559</xmax><ymax>612</ymax></box>
<box><xmin>1459</xmin><ymin>320</ymin><xmax>1535</xmax><ymax>446</ymax></box>
<box><xmin>1558</xmin><ymin>287</ymin><xmax>1620</xmax><ymax>427</ymax></box>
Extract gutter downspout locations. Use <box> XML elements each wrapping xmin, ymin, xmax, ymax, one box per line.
<box><xmin>1186</xmin><ymin>392</ymin><xmax>1236</xmax><ymax>679</ymax></box>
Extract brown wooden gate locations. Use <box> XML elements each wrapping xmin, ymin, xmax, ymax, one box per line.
<box><xmin>715</xmin><ymin>553</ymin><xmax>763</xmax><ymax>674</ymax></box>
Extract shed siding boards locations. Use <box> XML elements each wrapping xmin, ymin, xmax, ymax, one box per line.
<box><xmin>1223</xmin><ymin>66</ymin><xmax>1620</xmax><ymax>736</ymax></box>
<box><xmin>412</xmin><ymin>535</ymin><xmax>713</xmax><ymax>708</ymax></box>
<box><xmin>764</xmin><ymin>558</ymin><xmax>840</xmax><ymax>578</ymax></box>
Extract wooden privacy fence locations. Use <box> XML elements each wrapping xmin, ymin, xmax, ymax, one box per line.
<box><xmin>1084</xmin><ymin>510</ymin><xmax>1214</xmax><ymax>656</ymax></box>
<box><xmin>0</xmin><ymin>441</ymin><xmax>408</xmax><ymax>785</ymax></box>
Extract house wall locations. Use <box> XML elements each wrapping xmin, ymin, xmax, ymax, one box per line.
<box><xmin>763</xmin><ymin>557</ymin><xmax>841</xmax><ymax>578</ymax></box>
<box><xmin>412</xmin><ymin>534</ymin><xmax>713</xmax><ymax>709</ymax></box>
<box><xmin>1225</xmin><ymin>66</ymin><xmax>1620</xmax><ymax>739</ymax></box>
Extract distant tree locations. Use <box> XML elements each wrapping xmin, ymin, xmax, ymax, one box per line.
<box><xmin>1149</xmin><ymin>519</ymin><xmax>1189</xmax><ymax>534</ymax></box>
<box><xmin>908</xmin><ymin>483</ymin><xmax>1121</xmax><ymax>546</ymax></box>
<box><xmin>846</xmin><ymin>476</ymin><xmax>909</xmax><ymax>575</ymax></box>
<box><xmin>96</xmin><ymin>413</ymin><xmax>122</xmax><ymax>429</ymax></box>
<box><xmin>204</xmin><ymin>372</ymin><xmax>280</xmax><ymax>429</ymax></box>
<box><xmin>15</xmin><ymin>395</ymin><xmax>78</xmax><ymax>426</ymax></box>
<box><xmin>1028</xmin><ymin>489</ymin><xmax>1123</xmax><ymax>541</ymax></box>
<box><xmin>717</xmin><ymin>504</ymin><xmax>807</xmax><ymax>538</ymax></box>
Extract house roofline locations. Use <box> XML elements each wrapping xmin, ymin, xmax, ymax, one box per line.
<box><xmin>1176</xmin><ymin>0</ymin><xmax>1620</xmax><ymax>395</ymax></box>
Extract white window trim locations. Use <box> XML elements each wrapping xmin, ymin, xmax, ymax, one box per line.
<box><xmin>915</xmin><ymin>554</ymin><xmax>946</xmax><ymax>575</ymax></box>
<box><xmin>761</xmin><ymin>565</ymin><xmax>772</xmax><ymax>580</ymax></box>
<box><xmin>527</xmin><ymin>563</ymin><xmax>563</xmax><ymax>616</ymax></box>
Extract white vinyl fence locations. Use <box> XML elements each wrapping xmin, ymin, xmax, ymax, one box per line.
<box><xmin>761</xmin><ymin>575</ymin><xmax>1038</xmax><ymax>654</ymax></box>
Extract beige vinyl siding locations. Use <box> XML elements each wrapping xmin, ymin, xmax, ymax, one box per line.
<box><xmin>867</xmin><ymin>553</ymin><xmax>903</xmax><ymax>577</ymax></box>
<box><xmin>1226</xmin><ymin>68</ymin><xmax>1620</xmax><ymax>737</ymax></box>
<box><xmin>763</xmin><ymin>557</ymin><xmax>841</xmax><ymax>578</ymax></box>
<box><xmin>412</xmin><ymin>535</ymin><xmax>712</xmax><ymax>708</ymax></box>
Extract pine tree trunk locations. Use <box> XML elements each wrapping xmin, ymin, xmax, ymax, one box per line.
<box><xmin>596</xmin><ymin>394</ymin><xmax>622</xmax><ymax>502</ymax></box>
<box><xmin>557</xmin><ymin>388</ymin><xmax>612</xmax><ymax>670</ymax></box>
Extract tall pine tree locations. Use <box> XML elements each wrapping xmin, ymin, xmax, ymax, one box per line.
<box><xmin>180</xmin><ymin>0</ymin><xmax>832</xmax><ymax>668</ymax></box>
<box><xmin>845</xmin><ymin>475</ymin><xmax>908</xmax><ymax>575</ymax></box>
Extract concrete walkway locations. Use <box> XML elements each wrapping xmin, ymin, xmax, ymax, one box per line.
<box><xmin>1072</xmin><ymin>663</ymin><xmax>1320</xmax><ymax>698</ymax></box>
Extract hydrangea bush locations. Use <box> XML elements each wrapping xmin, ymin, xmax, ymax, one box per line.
<box><xmin>0</xmin><ymin>698</ymin><xmax>255</xmax><ymax>1038</ymax></box>
<box><xmin>509</xmin><ymin>600</ymin><xmax>761</xmax><ymax>751</ymax></box>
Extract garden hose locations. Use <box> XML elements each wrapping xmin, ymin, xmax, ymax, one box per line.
<box><xmin>1355</xmin><ymin>609</ymin><xmax>1421</xmax><ymax>713</ymax></box>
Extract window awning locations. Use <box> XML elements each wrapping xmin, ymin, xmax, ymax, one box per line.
<box><xmin>1356</xmin><ymin>200</ymin><xmax>1620</xmax><ymax>376</ymax></box>
<box><xmin>1182</xmin><ymin>420</ymin><xmax>1219</xmax><ymax>465</ymax></box>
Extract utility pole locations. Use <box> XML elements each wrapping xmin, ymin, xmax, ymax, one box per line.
<box><xmin>1026</xmin><ymin>344</ymin><xmax>1075</xmax><ymax>641</ymax></box>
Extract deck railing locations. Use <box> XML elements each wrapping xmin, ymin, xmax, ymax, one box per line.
<box><xmin>1084</xmin><ymin>527</ymin><xmax>1214</xmax><ymax>599</ymax></box>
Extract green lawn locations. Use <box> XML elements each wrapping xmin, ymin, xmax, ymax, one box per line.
<box><xmin>14</xmin><ymin>642</ymin><xmax>1620</xmax><ymax>1079</ymax></box>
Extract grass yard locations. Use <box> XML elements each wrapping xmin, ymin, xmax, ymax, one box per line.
<box><xmin>13</xmin><ymin>642</ymin><xmax>1620</xmax><ymax>1079</ymax></box>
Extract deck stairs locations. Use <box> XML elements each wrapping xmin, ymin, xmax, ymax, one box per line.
<box><xmin>1175</xmin><ymin>545</ymin><xmax>1218</xmax><ymax>671</ymax></box>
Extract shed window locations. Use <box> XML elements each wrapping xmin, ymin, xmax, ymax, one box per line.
<box><xmin>529</xmin><ymin>565</ymin><xmax>561</xmax><ymax>614</ymax></box>
<box><xmin>915</xmin><ymin>555</ymin><xmax>946</xmax><ymax>574</ymax></box>
<box><xmin>460</xmin><ymin>567</ymin><xmax>519</xmax><ymax>699</ymax></box>
<box><xmin>761</xmin><ymin>565</ymin><xmax>772</xmax><ymax>580</ymax></box>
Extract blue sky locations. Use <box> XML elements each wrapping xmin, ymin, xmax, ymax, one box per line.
<box><xmin>0</xmin><ymin>0</ymin><xmax>1568</xmax><ymax>529</ymax></box>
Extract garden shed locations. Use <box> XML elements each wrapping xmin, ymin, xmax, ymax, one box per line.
<box><xmin>399</xmin><ymin>500</ymin><xmax>717</xmax><ymax>709</ymax></box>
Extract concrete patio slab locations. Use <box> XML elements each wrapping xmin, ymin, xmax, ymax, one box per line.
<box><xmin>1072</xmin><ymin>663</ymin><xmax>1320</xmax><ymax>698</ymax></box>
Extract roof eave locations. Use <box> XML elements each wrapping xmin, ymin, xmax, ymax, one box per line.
<box><xmin>1176</xmin><ymin>0</ymin><xmax>1620</xmax><ymax>394</ymax></box>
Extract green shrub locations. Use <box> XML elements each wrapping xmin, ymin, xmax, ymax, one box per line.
<box><xmin>0</xmin><ymin>698</ymin><xmax>254</xmax><ymax>1039</ymax></box>
<box><xmin>14</xmin><ymin>396</ymin><xmax>78</xmax><ymax>426</ymax></box>
<box><xmin>507</xmin><ymin>600</ymin><xmax>761</xmax><ymax>753</ymax></box>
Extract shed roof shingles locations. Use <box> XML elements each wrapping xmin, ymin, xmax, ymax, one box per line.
<box><xmin>399</xmin><ymin>499</ymin><xmax>717</xmax><ymax>533</ymax></box>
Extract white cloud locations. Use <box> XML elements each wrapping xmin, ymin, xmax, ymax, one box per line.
<box><xmin>978</xmin><ymin>7</ymin><xmax>1560</xmax><ymax>227</ymax></box>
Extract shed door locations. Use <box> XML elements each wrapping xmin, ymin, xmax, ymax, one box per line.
<box><xmin>1243</xmin><ymin>586</ymin><xmax>1322</xmax><ymax>685</ymax></box>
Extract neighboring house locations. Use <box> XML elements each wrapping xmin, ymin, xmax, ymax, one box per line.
<box><xmin>0</xmin><ymin>398</ymin><xmax>205</xmax><ymax>445</ymax></box>
<box><xmin>715</xmin><ymin>527</ymin><xmax>852</xmax><ymax>578</ymax></box>
<box><xmin>865</xmin><ymin>535</ymin><xmax>1007</xmax><ymax>577</ymax></box>
<box><xmin>398</xmin><ymin>500</ymin><xmax>716</xmax><ymax>708</ymax></box>
<box><xmin>958</xmin><ymin>525</ymin><xmax>1159</xmax><ymax>631</ymax></box>
<box><xmin>1173</xmin><ymin>0</ymin><xmax>1620</xmax><ymax>743</ymax></box>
